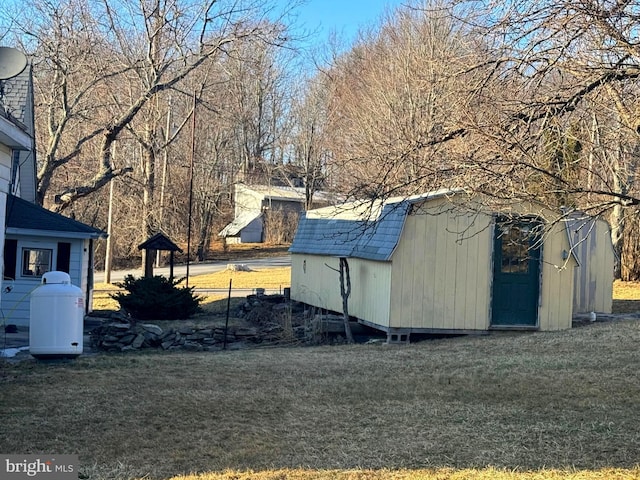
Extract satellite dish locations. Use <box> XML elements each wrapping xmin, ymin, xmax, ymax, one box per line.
<box><xmin>0</xmin><ymin>47</ymin><xmax>27</xmax><ymax>80</ymax></box>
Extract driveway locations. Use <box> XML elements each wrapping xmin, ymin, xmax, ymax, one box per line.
<box><xmin>95</xmin><ymin>255</ymin><xmax>291</xmax><ymax>284</ymax></box>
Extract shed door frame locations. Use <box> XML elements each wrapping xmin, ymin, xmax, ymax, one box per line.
<box><xmin>490</xmin><ymin>215</ymin><xmax>543</xmax><ymax>328</ymax></box>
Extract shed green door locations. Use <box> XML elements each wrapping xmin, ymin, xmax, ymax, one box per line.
<box><xmin>491</xmin><ymin>218</ymin><xmax>541</xmax><ymax>327</ymax></box>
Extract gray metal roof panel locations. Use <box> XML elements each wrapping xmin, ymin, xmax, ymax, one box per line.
<box><xmin>218</xmin><ymin>210</ymin><xmax>262</xmax><ymax>237</ymax></box>
<box><xmin>289</xmin><ymin>201</ymin><xmax>410</xmax><ymax>261</ymax></box>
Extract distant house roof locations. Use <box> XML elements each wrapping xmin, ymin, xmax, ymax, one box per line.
<box><xmin>5</xmin><ymin>195</ymin><xmax>105</xmax><ymax>239</ymax></box>
<box><xmin>238</xmin><ymin>183</ymin><xmax>338</xmax><ymax>205</ymax></box>
<box><xmin>289</xmin><ymin>189</ymin><xmax>460</xmax><ymax>261</ymax></box>
<box><xmin>219</xmin><ymin>211</ymin><xmax>262</xmax><ymax>237</ymax></box>
<box><xmin>138</xmin><ymin>232</ymin><xmax>182</xmax><ymax>252</ymax></box>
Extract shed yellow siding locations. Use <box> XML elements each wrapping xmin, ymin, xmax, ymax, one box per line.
<box><xmin>390</xmin><ymin>201</ymin><xmax>492</xmax><ymax>331</ymax></box>
<box><xmin>290</xmin><ymin>254</ymin><xmax>392</xmax><ymax>326</ymax></box>
<box><xmin>537</xmin><ymin>223</ymin><xmax>577</xmax><ymax>330</ymax></box>
<box><xmin>390</xmin><ymin>199</ymin><xmax>577</xmax><ymax>332</ymax></box>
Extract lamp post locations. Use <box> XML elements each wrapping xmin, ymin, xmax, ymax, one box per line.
<box><xmin>186</xmin><ymin>91</ymin><xmax>196</xmax><ymax>288</ymax></box>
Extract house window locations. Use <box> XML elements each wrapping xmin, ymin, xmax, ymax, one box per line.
<box><xmin>22</xmin><ymin>248</ymin><xmax>52</xmax><ymax>277</ymax></box>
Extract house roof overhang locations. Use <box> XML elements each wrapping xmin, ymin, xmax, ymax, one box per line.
<box><xmin>5</xmin><ymin>227</ymin><xmax>103</xmax><ymax>240</ymax></box>
<box><xmin>0</xmin><ymin>115</ymin><xmax>31</xmax><ymax>150</ymax></box>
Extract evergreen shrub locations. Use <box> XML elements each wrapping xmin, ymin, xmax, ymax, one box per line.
<box><xmin>112</xmin><ymin>275</ymin><xmax>202</xmax><ymax>320</ymax></box>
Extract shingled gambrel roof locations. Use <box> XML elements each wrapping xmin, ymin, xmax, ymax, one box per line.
<box><xmin>289</xmin><ymin>189</ymin><xmax>462</xmax><ymax>261</ymax></box>
<box><xmin>289</xmin><ymin>201</ymin><xmax>411</xmax><ymax>261</ymax></box>
<box><xmin>5</xmin><ymin>195</ymin><xmax>105</xmax><ymax>239</ymax></box>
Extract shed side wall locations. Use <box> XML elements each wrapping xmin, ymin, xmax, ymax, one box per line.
<box><xmin>290</xmin><ymin>254</ymin><xmax>392</xmax><ymax>327</ymax></box>
<box><xmin>3</xmin><ymin>235</ymin><xmax>87</xmax><ymax>327</ymax></box>
<box><xmin>572</xmin><ymin>219</ymin><xmax>614</xmax><ymax>314</ymax></box>
<box><xmin>389</xmin><ymin>201</ymin><xmax>492</xmax><ymax>331</ymax></box>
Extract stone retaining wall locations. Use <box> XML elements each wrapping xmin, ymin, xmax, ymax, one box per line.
<box><xmin>90</xmin><ymin>321</ymin><xmax>283</xmax><ymax>352</ymax></box>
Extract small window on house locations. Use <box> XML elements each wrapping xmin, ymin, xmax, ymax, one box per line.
<box><xmin>22</xmin><ymin>248</ymin><xmax>52</xmax><ymax>277</ymax></box>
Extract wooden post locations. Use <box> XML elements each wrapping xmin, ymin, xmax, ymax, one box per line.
<box><xmin>144</xmin><ymin>249</ymin><xmax>155</xmax><ymax>278</ymax></box>
<box><xmin>169</xmin><ymin>251</ymin><xmax>175</xmax><ymax>282</ymax></box>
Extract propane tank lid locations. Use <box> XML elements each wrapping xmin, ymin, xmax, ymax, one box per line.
<box><xmin>42</xmin><ymin>271</ymin><xmax>71</xmax><ymax>285</ymax></box>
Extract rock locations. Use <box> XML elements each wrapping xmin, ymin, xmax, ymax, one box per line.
<box><xmin>108</xmin><ymin>322</ymin><xmax>131</xmax><ymax>330</ymax></box>
<box><xmin>183</xmin><ymin>341</ymin><xmax>203</xmax><ymax>351</ymax></box>
<box><xmin>178</xmin><ymin>327</ymin><xmax>194</xmax><ymax>335</ymax></box>
<box><xmin>235</xmin><ymin>327</ymin><xmax>258</xmax><ymax>337</ymax></box>
<box><xmin>226</xmin><ymin>263</ymin><xmax>252</xmax><ymax>272</ymax></box>
<box><xmin>160</xmin><ymin>329</ymin><xmax>175</xmax><ymax>339</ymax></box>
<box><xmin>140</xmin><ymin>324</ymin><xmax>163</xmax><ymax>336</ymax></box>
<box><xmin>131</xmin><ymin>334</ymin><xmax>145</xmax><ymax>349</ymax></box>
<box><xmin>162</xmin><ymin>333</ymin><xmax>176</xmax><ymax>343</ymax></box>
<box><xmin>186</xmin><ymin>333</ymin><xmax>206</xmax><ymax>341</ymax></box>
<box><xmin>119</xmin><ymin>334</ymin><xmax>136</xmax><ymax>345</ymax></box>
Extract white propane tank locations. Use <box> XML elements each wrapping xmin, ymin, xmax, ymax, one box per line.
<box><xmin>29</xmin><ymin>271</ymin><xmax>84</xmax><ymax>359</ymax></box>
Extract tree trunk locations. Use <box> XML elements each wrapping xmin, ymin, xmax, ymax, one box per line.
<box><xmin>611</xmin><ymin>202</ymin><xmax>624</xmax><ymax>279</ymax></box>
<box><xmin>339</xmin><ymin>257</ymin><xmax>354</xmax><ymax>344</ymax></box>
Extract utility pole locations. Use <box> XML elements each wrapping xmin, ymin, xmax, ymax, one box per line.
<box><xmin>104</xmin><ymin>147</ymin><xmax>116</xmax><ymax>284</ymax></box>
<box><xmin>156</xmin><ymin>96</ymin><xmax>172</xmax><ymax>268</ymax></box>
<box><xmin>186</xmin><ymin>91</ymin><xmax>196</xmax><ymax>287</ymax></box>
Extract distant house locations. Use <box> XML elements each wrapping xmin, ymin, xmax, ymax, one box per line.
<box><xmin>219</xmin><ymin>183</ymin><xmax>335</xmax><ymax>244</ymax></box>
<box><xmin>289</xmin><ymin>190</ymin><xmax>614</xmax><ymax>342</ymax></box>
<box><xmin>0</xmin><ymin>59</ymin><xmax>106</xmax><ymax>327</ymax></box>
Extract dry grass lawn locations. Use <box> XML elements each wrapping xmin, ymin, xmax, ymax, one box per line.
<box><xmin>611</xmin><ymin>280</ymin><xmax>640</xmax><ymax>315</ymax></box>
<box><xmin>2</xmin><ymin>316</ymin><xmax>640</xmax><ymax>479</ymax></box>
<box><xmin>4</xmin><ymin>272</ymin><xmax>640</xmax><ymax>479</ymax></box>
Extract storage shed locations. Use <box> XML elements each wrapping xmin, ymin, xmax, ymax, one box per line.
<box><xmin>289</xmin><ymin>190</ymin><xmax>613</xmax><ymax>341</ymax></box>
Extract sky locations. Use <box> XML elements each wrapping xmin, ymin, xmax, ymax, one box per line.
<box><xmin>283</xmin><ymin>0</ymin><xmax>408</xmax><ymax>48</ymax></box>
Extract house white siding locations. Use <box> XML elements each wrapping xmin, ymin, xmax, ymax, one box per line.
<box><xmin>0</xmin><ymin>143</ymin><xmax>12</xmax><ymax>315</ymax></box>
<box><xmin>2</xmin><ymin>235</ymin><xmax>88</xmax><ymax>327</ymax></box>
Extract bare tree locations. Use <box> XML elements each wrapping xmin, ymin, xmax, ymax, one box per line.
<box><xmin>315</xmin><ymin>0</ymin><xmax>640</xmax><ymax>276</ymax></box>
<box><xmin>1</xmin><ymin>0</ymin><xmax>288</xmax><ymax>209</ymax></box>
<box><xmin>321</xmin><ymin>3</ymin><xmax>480</xmax><ymax>203</ymax></box>
<box><xmin>289</xmin><ymin>75</ymin><xmax>330</xmax><ymax>209</ymax></box>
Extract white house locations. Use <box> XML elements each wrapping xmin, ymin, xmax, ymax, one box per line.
<box><xmin>219</xmin><ymin>183</ymin><xmax>336</xmax><ymax>243</ymax></box>
<box><xmin>0</xmin><ymin>59</ymin><xmax>106</xmax><ymax>328</ymax></box>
